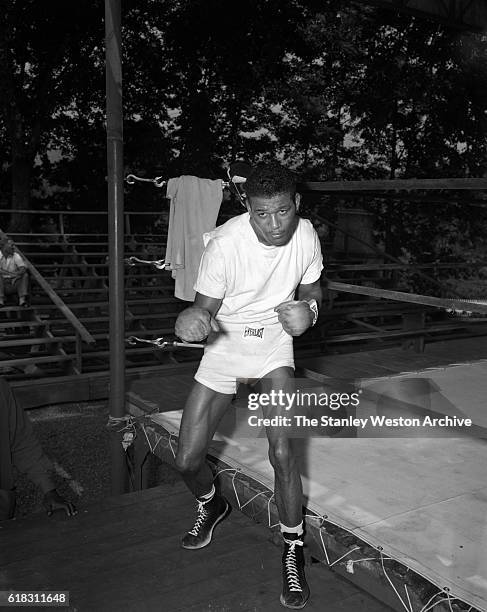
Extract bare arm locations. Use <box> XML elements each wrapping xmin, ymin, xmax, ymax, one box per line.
<box><xmin>193</xmin><ymin>292</ymin><xmax>222</xmax><ymax>318</ymax></box>
<box><xmin>297</xmin><ymin>278</ymin><xmax>322</xmax><ymax>309</ymax></box>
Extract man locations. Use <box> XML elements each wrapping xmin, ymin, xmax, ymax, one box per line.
<box><xmin>0</xmin><ymin>377</ymin><xmax>77</xmax><ymax>521</ymax></box>
<box><xmin>0</xmin><ymin>240</ymin><xmax>30</xmax><ymax>307</ymax></box>
<box><xmin>174</xmin><ymin>163</ymin><xmax>323</xmax><ymax>609</ymax></box>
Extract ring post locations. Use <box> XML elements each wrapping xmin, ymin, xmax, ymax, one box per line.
<box><xmin>105</xmin><ymin>0</ymin><xmax>126</xmax><ymax>495</ymax></box>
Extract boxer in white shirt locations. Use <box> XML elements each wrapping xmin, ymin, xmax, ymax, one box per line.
<box><xmin>174</xmin><ymin>163</ymin><xmax>323</xmax><ymax>609</ymax></box>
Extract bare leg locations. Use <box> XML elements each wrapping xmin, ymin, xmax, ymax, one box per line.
<box><xmin>175</xmin><ymin>381</ymin><xmax>234</xmax><ymax>549</ymax></box>
<box><xmin>258</xmin><ymin>367</ymin><xmax>303</xmax><ymax>526</ymax></box>
<box><xmin>259</xmin><ymin>367</ymin><xmax>310</xmax><ymax>608</ymax></box>
<box><xmin>175</xmin><ymin>381</ymin><xmax>234</xmax><ymax>498</ymax></box>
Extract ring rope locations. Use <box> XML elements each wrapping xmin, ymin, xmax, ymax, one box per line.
<box><xmin>126</xmin><ymin>335</ymin><xmax>205</xmax><ymax>349</ymax></box>
<box><xmin>329</xmin><ymin>280</ymin><xmax>487</xmax><ymax>316</ymax></box>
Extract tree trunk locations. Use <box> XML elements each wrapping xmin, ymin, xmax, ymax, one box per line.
<box><xmin>10</xmin><ymin>158</ymin><xmax>32</xmax><ymax>233</ymax></box>
<box><xmin>8</xmin><ymin>115</ymin><xmax>35</xmax><ymax>233</ymax></box>
<box><xmin>229</xmin><ymin>96</ymin><xmax>243</xmax><ymax>162</ymax></box>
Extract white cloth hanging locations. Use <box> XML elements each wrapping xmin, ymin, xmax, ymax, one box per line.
<box><xmin>165</xmin><ymin>175</ymin><xmax>223</xmax><ymax>301</ymax></box>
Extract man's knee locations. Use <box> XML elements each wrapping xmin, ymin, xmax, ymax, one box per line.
<box><xmin>18</xmin><ymin>271</ymin><xmax>29</xmax><ymax>288</ymax></box>
<box><xmin>268</xmin><ymin>438</ymin><xmax>295</xmax><ymax>472</ymax></box>
<box><xmin>175</xmin><ymin>449</ymin><xmax>205</xmax><ymax>475</ymax></box>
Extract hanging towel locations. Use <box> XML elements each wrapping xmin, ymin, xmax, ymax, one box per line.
<box><xmin>165</xmin><ymin>175</ymin><xmax>223</xmax><ymax>301</ymax></box>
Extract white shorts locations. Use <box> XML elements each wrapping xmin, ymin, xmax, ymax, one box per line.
<box><xmin>194</xmin><ymin>322</ymin><xmax>294</xmax><ymax>395</ymax></box>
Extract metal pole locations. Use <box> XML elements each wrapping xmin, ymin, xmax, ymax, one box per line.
<box><xmin>105</xmin><ymin>0</ymin><xmax>126</xmax><ymax>495</ymax></box>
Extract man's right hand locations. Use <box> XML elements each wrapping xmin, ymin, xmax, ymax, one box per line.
<box><xmin>175</xmin><ymin>306</ymin><xmax>219</xmax><ymax>342</ymax></box>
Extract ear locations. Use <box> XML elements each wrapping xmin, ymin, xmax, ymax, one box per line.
<box><xmin>295</xmin><ymin>193</ymin><xmax>301</xmax><ymax>212</ymax></box>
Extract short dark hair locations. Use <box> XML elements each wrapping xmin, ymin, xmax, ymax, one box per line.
<box><xmin>245</xmin><ymin>163</ymin><xmax>297</xmax><ymax>199</ymax></box>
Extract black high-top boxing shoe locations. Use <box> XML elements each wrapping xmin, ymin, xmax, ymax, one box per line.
<box><xmin>280</xmin><ymin>533</ymin><xmax>310</xmax><ymax>609</ymax></box>
<box><xmin>182</xmin><ymin>494</ymin><xmax>230</xmax><ymax>550</ymax></box>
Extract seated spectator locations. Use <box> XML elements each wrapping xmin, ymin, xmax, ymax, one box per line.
<box><xmin>0</xmin><ymin>239</ymin><xmax>30</xmax><ymax>307</ymax></box>
<box><xmin>0</xmin><ymin>377</ymin><xmax>77</xmax><ymax>520</ymax></box>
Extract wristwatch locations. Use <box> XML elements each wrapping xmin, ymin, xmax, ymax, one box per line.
<box><xmin>306</xmin><ymin>298</ymin><xmax>319</xmax><ymax>327</ymax></box>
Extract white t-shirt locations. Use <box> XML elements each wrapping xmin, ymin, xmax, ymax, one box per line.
<box><xmin>194</xmin><ymin>212</ymin><xmax>324</xmax><ymax>328</ymax></box>
<box><xmin>0</xmin><ymin>252</ymin><xmax>25</xmax><ymax>279</ymax></box>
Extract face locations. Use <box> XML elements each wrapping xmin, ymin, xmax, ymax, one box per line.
<box><xmin>2</xmin><ymin>243</ymin><xmax>13</xmax><ymax>257</ymax></box>
<box><xmin>246</xmin><ymin>192</ymin><xmax>300</xmax><ymax>246</ymax></box>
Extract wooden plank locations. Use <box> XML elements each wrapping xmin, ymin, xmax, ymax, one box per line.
<box><xmin>11</xmin><ymin>362</ymin><xmax>197</xmax><ymax>408</ymax></box>
<box><xmin>0</xmin><ymin>320</ymin><xmax>46</xmax><ymax>330</ymax></box>
<box><xmin>328</xmin><ymin>262</ymin><xmax>478</xmax><ymax>271</ymax></box>
<box><xmin>324</xmin><ymin>305</ymin><xmax>429</xmax><ymax>318</ymax></box>
<box><xmin>0</xmin><ymin>208</ymin><xmax>160</xmax><ymax>215</ymax></box>
<box><xmin>31</xmin><ymin>273</ymin><xmax>167</xmax><ymax>280</ymax></box>
<box><xmin>0</xmin><ymin>492</ymin><xmax>252</xmax><ymax>569</ymax></box>
<box><xmin>300</xmin><ymin>177</ymin><xmax>487</xmax><ymax>192</ymax></box>
<box><xmin>298</xmin><ymin>337</ymin><xmax>487</xmax><ymax>380</ymax></box>
<box><xmin>82</xmin><ymin>346</ymin><xmax>178</xmax><ymax>359</ymax></box>
<box><xmin>40</xmin><ymin>286</ymin><xmax>175</xmax><ymax>295</ymax></box>
<box><xmin>181</xmin><ymin>572</ymin><xmax>393</xmax><ymax>612</ymax></box>
<box><xmin>0</xmin><ymin>489</ymin><xmax>188</xmax><ymax>565</ymax></box>
<box><xmin>0</xmin><ymin>354</ymin><xmax>74</xmax><ymax>367</ymax></box>
<box><xmin>324</xmin><ymin>324</ymin><xmax>468</xmax><ymax>343</ymax></box>
<box><xmin>298</xmin><ymin>352</ymin><xmax>402</xmax><ymax>379</ymax></box>
<box><xmin>0</xmin><ymin>336</ymin><xmax>74</xmax><ymax>349</ymax></box>
<box><xmin>34</xmin><ymin>262</ymin><xmax>110</xmax><ymax>269</ymax></box>
<box><xmin>24</xmin><ymin>251</ymin><xmax>109</xmax><ymax>257</ymax></box>
<box><xmin>0</xmin><ymin>483</ymin><xmax>393</xmax><ymax>612</ymax></box>
<box><xmin>129</xmin><ymin>374</ymin><xmax>194</xmax><ymax>410</ymax></box>
<box><xmin>32</xmin><ymin>297</ymin><xmax>178</xmax><ymax>310</ymax></box>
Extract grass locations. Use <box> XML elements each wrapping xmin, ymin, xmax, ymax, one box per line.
<box><xmin>13</xmin><ymin>401</ymin><xmax>178</xmax><ymax>519</ymax></box>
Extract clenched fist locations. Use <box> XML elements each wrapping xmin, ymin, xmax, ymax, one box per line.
<box><xmin>274</xmin><ymin>300</ymin><xmax>313</xmax><ymax>336</ymax></box>
<box><xmin>175</xmin><ymin>306</ymin><xmax>220</xmax><ymax>342</ymax></box>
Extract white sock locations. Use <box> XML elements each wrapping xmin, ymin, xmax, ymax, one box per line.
<box><xmin>280</xmin><ymin>521</ymin><xmax>304</xmax><ymax>537</ymax></box>
<box><xmin>198</xmin><ymin>484</ymin><xmax>215</xmax><ymax>503</ymax></box>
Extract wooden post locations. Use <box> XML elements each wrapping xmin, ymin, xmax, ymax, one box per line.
<box><xmin>75</xmin><ymin>331</ymin><xmax>83</xmax><ymax>373</ymax></box>
<box><xmin>58</xmin><ymin>212</ymin><xmax>65</xmax><ymax>239</ymax></box>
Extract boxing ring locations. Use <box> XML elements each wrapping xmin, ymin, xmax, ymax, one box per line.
<box><xmin>119</xmin><ymin>177</ymin><xmax>487</xmax><ymax>611</ymax></box>
<box><xmin>126</xmin><ymin>338</ymin><xmax>487</xmax><ymax>612</ymax></box>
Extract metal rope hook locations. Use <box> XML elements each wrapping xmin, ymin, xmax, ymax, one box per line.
<box><xmin>125</xmin><ymin>174</ymin><xmax>167</xmax><ymax>188</ymax></box>
<box><xmin>124</xmin><ymin>255</ymin><xmax>167</xmax><ymax>270</ymax></box>
<box><xmin>126</xmin><ymin>335</ymin><xmax>205</xmax><ymax>349</ymax></box>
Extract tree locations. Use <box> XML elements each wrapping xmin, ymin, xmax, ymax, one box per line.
<box><xmin>0</xmin><ymin>0</ymin><xmax>103</xmax><ymax>230</ymax></box>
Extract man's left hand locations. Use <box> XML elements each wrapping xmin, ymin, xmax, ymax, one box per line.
<box><xmin>43</xmin><ymin>489</ymin><xmax>77</xmax><ymax>517</ymax></box>
<box><xmin>275</xmin><ymin>300</ymin><xmax>313</xmax><ymax>336</ymax></box>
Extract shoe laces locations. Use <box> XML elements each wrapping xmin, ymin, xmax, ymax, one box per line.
<box><xmin>188</xmin><ymin>500</ymin><xmax>209</xmax><ymax>536</ymax></box>
<box><xmin>283</xmin><ymin>538</ymin><xmax>304</xmax><ymax>592</ymax></box>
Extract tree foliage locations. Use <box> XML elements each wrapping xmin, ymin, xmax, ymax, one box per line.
<box><xmin>0</xmin><ymin>0</ymin><xmax>486</xmax><ymax>261</ymax></box>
